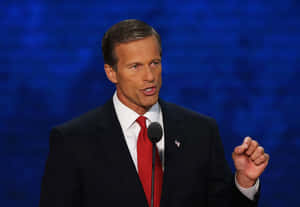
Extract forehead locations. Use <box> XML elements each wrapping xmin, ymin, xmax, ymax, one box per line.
<box><xmin>114</xmin><ymin>36</ymin><xmax>161</xmax><ymax>64</ymax></box>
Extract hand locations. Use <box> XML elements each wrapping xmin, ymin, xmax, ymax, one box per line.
<box><xmin>232</xmin><ymin>136</ymin><xmax>270</xmax><ymax>188</ymax></box>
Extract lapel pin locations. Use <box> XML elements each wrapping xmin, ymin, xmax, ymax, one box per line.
<box><xmin>174</xmin><ymin>139</ymin><xmax>181</xmax><ymax>148</ymax></box>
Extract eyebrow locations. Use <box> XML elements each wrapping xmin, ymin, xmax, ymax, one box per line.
<box><xmin>125</xmin><ymin>58</ymin><xmax>161</xmax><ymax>67</ymax></box>
<box><xmin>152</xmin><ymin>58</ymin><xmax>161</xmax><ymax>62</ymax></box>
<box><xmin>125</xmin><ymin>62</ymin><xmax>142</xmax><ymax>67</ymax></box>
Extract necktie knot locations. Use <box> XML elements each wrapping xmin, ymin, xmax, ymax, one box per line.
<box><xmin>136</xmin><ymin>116</ymin><xmax>147</xmax><ymax>129</ymax></box>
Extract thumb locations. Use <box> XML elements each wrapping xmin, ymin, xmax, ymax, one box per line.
<box><xmin>233</xmin><ymin>137</ymin><xmax>250</xmax><ymax>155</ymax></box>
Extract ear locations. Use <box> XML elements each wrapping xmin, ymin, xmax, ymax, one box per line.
<box><xmin>104</xmin><ymin>64</ymin><xmax>118</xmax><ymax>84</ymax></box>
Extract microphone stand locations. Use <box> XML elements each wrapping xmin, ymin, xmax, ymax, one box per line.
<box><xmin>147</xmin><ymin>122</ymin><xmax>163</xmax><ymax>207</ymax></box>
<box><xmin>151</xmin><ymin>143</ymin><xmax>156</xmax><ymax>207</ymax></box>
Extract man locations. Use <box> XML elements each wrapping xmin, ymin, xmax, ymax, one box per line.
<box><xmin>40</xmin><ymin>19</ymin><xmax>269</xmax><ymax>207</ymax></box>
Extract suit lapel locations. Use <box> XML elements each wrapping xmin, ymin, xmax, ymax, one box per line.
<box><xmin>95</xmin><ymin>99</ymin><xmax>148</xmax><ymax>206</ymax></box>
<box><xmin>92</xmin><ymin>99</ymin><xmax>185</xmax><ymax>206</ymax></box>
<box><xmin>159</xmin><ymin>100</ymin><xmax>185</xmax><ymax>206</ymax></box>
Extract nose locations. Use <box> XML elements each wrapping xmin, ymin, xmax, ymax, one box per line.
<box><xmin>143</xmin><ymin>66</ymin><xmax>155</xmax><ymax>82</ymax></box>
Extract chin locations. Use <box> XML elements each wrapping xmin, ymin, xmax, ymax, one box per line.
<box><xmin>143</xmin><ymin>98</ymin><xmax>158</xmax><ymax>108</ymax></box>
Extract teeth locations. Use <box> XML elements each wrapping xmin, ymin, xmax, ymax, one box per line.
<box><xmin>145</xmin><ymin>88</ymin><xmax>152</xmax><ymax>92</ymax></box>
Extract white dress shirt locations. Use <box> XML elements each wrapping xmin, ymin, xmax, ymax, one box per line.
<box><xmin>112</xmin><ymin>92</ymin><xmax>258</xmax><ymax>200</ymax></box>
<box><xmin>113</xmin><ymin>92</ymin><xmax>165</xmax><ymax>170</ymax></box>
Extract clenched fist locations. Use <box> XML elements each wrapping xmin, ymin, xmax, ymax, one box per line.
<box><xmin>232</xmin><ymin>136</ymin><xmax>270</xmax><ymax>188</ymax></box>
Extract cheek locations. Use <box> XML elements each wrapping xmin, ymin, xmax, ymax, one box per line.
<box><xmin>121</xmin><ymin>78</ymin><xmax>140</xmax><ymax>93</ymax></box>
<box><xmin>117</xmin><ymin>73</ymin><xmax>134</xmax><ymax>87</ymax></box>
<box><xmin>156</xmin><ymin>71</ymin><xmax>162</xmax><ymax>83</ymax></box>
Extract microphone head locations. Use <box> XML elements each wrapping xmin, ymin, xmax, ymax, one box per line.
<box><xmin>147</xmin><ymin>122</ymin><xmax>163</xmax><ymax>144</ymax></box>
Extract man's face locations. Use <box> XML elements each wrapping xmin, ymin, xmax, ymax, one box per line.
<box><xmin>104</xmin><ymin>36</ymin><xmax>162</xmax><ymax>115</ymax></box>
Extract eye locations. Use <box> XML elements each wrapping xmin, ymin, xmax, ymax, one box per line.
<box><xmin>150</xmin><ymin>60</ymin><xmax>161</xmax><ymax>67</ymax></box>
<box><xmin>130</xmin><ymin>64</ymin><xmax>140</xmax><ymax>70</ymax></box>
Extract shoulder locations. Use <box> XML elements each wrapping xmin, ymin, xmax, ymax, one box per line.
<box><xmin>159</xmin><ymin>99</ymin><xmax>218</xmax><ymax>129</ymax></box>
<box><xmin>53</xmin><ymin>99</ymin><xmax>113</xmax><ymax>136</ymax></box>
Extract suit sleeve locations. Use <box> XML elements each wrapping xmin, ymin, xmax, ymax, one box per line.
<box><xmin>39</xmin><ymin>129</ymin><xmax>81</xmax><ymax>207</ymax></box>
<box><xmin>207</xmin><ymin>120</ymin><xmax>259</xmax><ymax>207</ymax></box>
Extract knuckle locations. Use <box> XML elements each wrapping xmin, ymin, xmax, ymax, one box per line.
<box><xmin>255</xmin><ymin>159</ymin><xmax>261</xmax><ymax>165</ymax></box>
<box><xmin>234</xmin><ymin>146</ymin><xmax>239</xmax><ymax>153</ymax></box>
<box><xmin>258</xmin><ymin>146</ymin><xmax>264</xmax><ymax>153</ymax></box>
<box><xmin>245</xmin><ymin>137</ymin><xmax>251</xmax><ymax>143</ymax></box>
<box><xmin>252</xmin><ymin>140</ymin><xmax>259</xmax><ymax>147</ymax></box>
<box><xmin>265</xmin><ymin>153</ymin><xmax>270</xmax><ymax>159</ymax></box>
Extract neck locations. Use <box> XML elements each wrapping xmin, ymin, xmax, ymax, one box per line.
<box><xmin>116</xmin><ymin>92</ymin><xmax>152</xmax><ymax>115</ymax></box>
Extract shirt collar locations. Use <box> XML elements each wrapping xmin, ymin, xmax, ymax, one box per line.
<box><xmin>113</xmin><ymin>92</ymin><xmax>161</xmax><ymax>130</ymax></box>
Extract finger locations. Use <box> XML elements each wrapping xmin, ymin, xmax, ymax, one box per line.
<box><xmin>250</xmin><ymin>146</ymin><xmax>264</xmax><ymax>161</ymax></box>
<box><xmin>234</xmin><ymin>137</ymin><xmax>251</xmax><ymax>155</ymax></box>
<box><xmin>254</xmin><ymin>153</ymin><xmax>269</xmax><ymax>165</ymax></box>
<box><xmin>265</xmin><ymin>153</ymin><xmax>270</xmax><ymax>162</ymax></box>
<box><xmin>243</xmin><ymin>136</ymin><xmax>252</xmax><ymax>146</ymax></box>
<box><xmin>246</xmin><ymin>140</ymin><xmax>259</xmax><ymax>156</ymax></box>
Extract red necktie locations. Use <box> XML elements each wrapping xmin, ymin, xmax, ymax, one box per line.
<box><xmin>136</xmin><ymin>116</ymin><xmax>163</xmax><ymax>207</ymax></box>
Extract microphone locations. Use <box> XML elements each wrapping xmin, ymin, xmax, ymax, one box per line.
<box><xmin>147</xmin><ymin>122</ymin><xmax>163</xmax><ymax>207</ymax></box>
<box><xmin>148</xmin><ymin>122</ymin><xmax>163</xmax><ymax>144</ymax></box>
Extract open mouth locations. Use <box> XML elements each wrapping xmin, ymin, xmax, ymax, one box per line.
<box><xmin>142</xmin><ymin>87</ymin><xmax>156</xmax><ymax>96</ymax></box>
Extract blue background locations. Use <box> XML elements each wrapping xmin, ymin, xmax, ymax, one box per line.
<box><xmin>1</xmin><ymin>0</ymin><xmax>299</xmax><ymax>206</ymax></box>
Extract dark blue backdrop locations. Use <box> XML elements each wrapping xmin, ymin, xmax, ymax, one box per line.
<box><xmin>1</xmin><ymin>0</ymin><xmax>299</xmax><ymax>206</ymax></box>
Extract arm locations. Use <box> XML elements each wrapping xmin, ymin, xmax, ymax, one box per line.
<box><xmin>207</xmin><ymin>121</ymin><xmax>259</xmax><ymax>207</ymax></box>
<box><xmin>39</xmin><ymin>129</ymin><xmax>81</xmax><ymax>207</ymax></box>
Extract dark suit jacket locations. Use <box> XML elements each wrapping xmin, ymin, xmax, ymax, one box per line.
<box><xmin>40</xmin><ymin>99</ymin><xmax>258</xmax><ymax>207</ymax></box>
